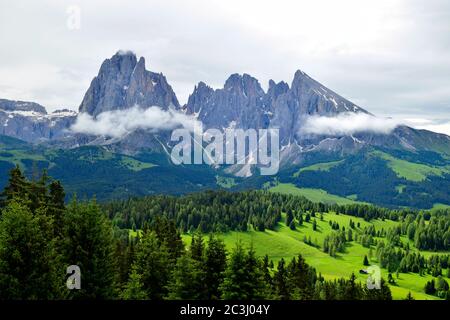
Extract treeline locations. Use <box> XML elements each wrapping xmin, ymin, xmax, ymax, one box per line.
<box><xmin>0</xmin><ymin>166</ymin><xmax>393</xmax><ymax>300</ymax></box>
<box><xmin>375</xmin><ymin>240</ymin><xmax>450</xmax><ymax>277</ymax></box>
<box><xmin>398</xmin><ymin>214</ymin><xmax>450</xmax><ymax>251</ymax></box>
<box><xmin>103</xmin><ymin>190</ymin><xmax>428</xmax><ymax>235</ymax></box>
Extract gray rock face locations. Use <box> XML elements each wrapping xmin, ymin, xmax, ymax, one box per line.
<box><xmin>79</xmin><ymin>51</ymin><xmax>179</xmax><ymax>116</ymax></box>
<box><xmin>184</xmin><ymin>70</ymin><xmax>369</xmax><ymax>145</ymax></box>
<box><xmin>0</xmin><ymin>99</ymin><xmax>47</xmax><ymax>114</ymax></box>
<box><xmin>0</xmin><ymin>99</ymin><xmax>77</xmax><ymax>143</ymax></box>
<box><xmin>270</xmin><ymin>70</ymin><xmax>369</xmax><ymax>145</ymax></box>
<box><xmin>184</xmin><ymin>74</ymin><xmax>269</xmax><ymax>130</ymax></box>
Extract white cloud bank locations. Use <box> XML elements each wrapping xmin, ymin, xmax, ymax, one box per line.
<box><xmin>70</xmin><ymin>106</ymin><xmax>200</xmax><ymax>138</ymax></box>
<box><xmin>301</xmin><ymin>113</ymin><xmax>401</xmax><ymax>136</ymax></box>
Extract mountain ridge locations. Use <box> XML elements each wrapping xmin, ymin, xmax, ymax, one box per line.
<box><xmin>0</xmin><ymin>51</ymin><xmax>449</xmax><ymax>191</ymax></box>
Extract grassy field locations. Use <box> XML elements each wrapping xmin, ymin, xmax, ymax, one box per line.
<box><xmin>293</xmin><ymin>160</ymin><xmax>344</xmax><ymax>177</ymax></box>
<box><xmin>372</xmin><ymin>150</ymin><xmax>449</xmax><ymax>182</ymax></box>
<box><xmin>269</xmin><ymin>183</ymin><xmax>364</xmax><ymax>205</ymax></box>
<box><xmin>181</xmin><ymin>211</ymin><xmax>444</xmax><ymax>300</ymax></box>
<box><xmin>433</xmin><ymin>203</ymin><xmax>450</xmax><ymax>210</ymax></box>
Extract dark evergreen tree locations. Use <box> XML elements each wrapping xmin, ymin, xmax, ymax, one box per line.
<box><xmin>363</xmin><ymin>255</ymin><xmax>370</xmax><ymax>266</ymax></box>
<box><xmin>273</xmin><ymin>258</ymin><xmax>290</xmax><ymax>300</ymax></box>
<box><xmin>204</xmin><ymin>235</ymin><xmax>227</xmax><ymax>299</ymax></box>
<box><xmin>166</xmin><ymin>254</ymin><xmax>207</xmax><ymax>299</ymax></box>
<box><xmin>62</xmin><ymin>199</ymin><xmax>116</xmax><ymax>299</ymax></box>
<box><xmin>405</xmin><ymin>291</ymin><xmax>414</xmax><ymax>300</ymax></box>
<box><xmin>219</xmin><ymin>242</ymin><xmax>266</xmax><ymax>299</ymax></box>
<box><xmin>121</xmin><ymin>270</ymin><xmax>147</xmax><ymax>300</ymax></box>
<box><xmin>48</xmin><ymin>180</ymin><xmax>66</xmax><ymax>236</ymax></box>
<box><xmin>289</xmin><ymin>220</ymin><xmax>296</xmax><ymax>230</ymax></box>
<box><xmin>0</xmin><ymin>199</ymin><xmax>62</xmax><ymax>299</ymax></box>
<box><xmin>128</xmin><ymin>230</ymin><xmax>171</xmax><ymax>299</ymax></box>
<box><xmin>0</xmin><ymin>165</ymin><xmax>28</xmax><ymax>208</ymax></box>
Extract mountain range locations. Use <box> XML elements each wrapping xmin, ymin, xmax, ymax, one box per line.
<box><xmin>0</xmin><ymin>51</ymin><xmax>449</xmax><ymax>208</ymax></box>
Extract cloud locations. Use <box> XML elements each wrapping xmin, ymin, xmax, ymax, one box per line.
<box><xmin>70</xmin><ymin>105</ymin><xmax>200</xmax><ymax>138</ymax></box>
<box><xmin>301</xmin><ymin>113</ymin><xmax>401</xmax><ymax>136</ymax></box>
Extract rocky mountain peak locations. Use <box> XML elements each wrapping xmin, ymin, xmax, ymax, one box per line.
<box><xmin>79</xmin><ymin>51</ymin><xmax>179</xmax><ymax>117</ymax></box>
<box><xmin>267</xmin><ymin>80</ymin><xmax>289</xmax><ymax>100</ymax></box>
<box><xmin>224</xmin><ymin>73</ymin><xmax>265</xmax><ymax>98</ymax></box>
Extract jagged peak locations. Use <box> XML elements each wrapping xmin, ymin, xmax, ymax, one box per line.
<box><xmin>115</xmin><ymin>50</ymin><xmax>137</xmax><ymax>57</ymax></box>
<box><xmin>223</xmin><ymin>73</ymin><xmax>264</xmax><ymax>97</ymax></box>
<box><xmin>291</xmin><ymin>69</ymin><xmax>315</xmax><ymax>87</ymax></box>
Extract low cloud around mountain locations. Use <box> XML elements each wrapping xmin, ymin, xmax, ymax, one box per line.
<box><xmin>301</xmin><ymin>113</ymin><xmax>401</xmax><ymax>136</ymax></box>
<box><xmin>71</xmin><ymin>105</ymin><xmax>199</xmax><ymax>138</ymax></box>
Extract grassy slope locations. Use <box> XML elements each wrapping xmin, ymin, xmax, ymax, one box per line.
<box><xmin>433</xmin><ymin>203</ymin><xmax>450</xmax><ymax>210</ymax></box>
<box><xmin>269</xmin><ymin>183</ymin><xmax>364</xmax><ymax>205</ymax></box>
<box><xmin>372</xmin><ymin>150</ymin><xmax>449</xmax><ymax>182</ymax></box>
<box><xmin>181</xmin><ymin>212</ymin><xmax>444</xmax><ymax>300</ymax></box>
<box><xmin>293</xmin><ymin>160</ymin><xmax>344</xmax><ymax>177</ymax></box>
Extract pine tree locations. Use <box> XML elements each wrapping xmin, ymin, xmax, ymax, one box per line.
<box><xmin>305</xmin><ymin>213</ymin><xmax>311</xmax><ymax>223</ymax></box>
<box><xmin>425</xmin><ymin>279</ymin><xmax>436</xmax><ymax>295</ymax></box>
<box><xmin>166</xmin><ymin>254</ymin><xmax>207</xmax><ymax>299</ymax></box>
<box><xmin>347</xmin><ymin>229</ymin><xmax>353</xmax><ymax>241</ymax></box>
<box><xmin>288</xmin><ymin>255</ymin><xmax>316</xmax><ymax>300</ymax></box>
<box><xmin>312</xmin><ymin>219</ymin><xmax>317</xmax><ymax>231</ymax></box>
<box><xmin>204</xmin><ymin>235</ymin><xmax>227</xmax><ymax>299</ymax></box>
<box><xmin>289</xmin><ymin>220</ymin><xmax>296</xmax><ymax>230</ymax></box>
<box><xmin>262</xmin><ymin>255</ymin><xmax>273</xmax><ymax>291</ymax></box>
<box><xmin>47</xmin><ymin>180</ymin><xmax>66</xmax><ymax>237</ymax></box>
<box><xmin>28</xmin><ymin>169</ymin><xmax>49</xmax><ymax>213</ymax></box>
<box><xmin>0</xmin><ymin>199</ymin><xmax>62</xmax><ymax>299</ymax></box>
<box><xmin>128</xmin><ymin>230</ymin><xmax>171</xmax><ymax>299</ymax></box>
<box><xmin>0</xmin><ymin>165</ymin><xmax>29</xmax><ymax>208</ymax></box>
<box><xmin>298</xmin><ymin>214</ymin><xmax>303</xmax><ymax>226</ymax></box>
<box><xmin>62</xmin><ymin>199</ymin><xmax>116</xmax><ymax>299</ymax></box>
<box><xmin>344</xmin><ymin>273</ymin><xmax>361</xmax><ymax>300</ymax></box>
<box><xmin>285</xmin><ymin>210</ymin><xmax>293</xmax><ymax>227</ymax></box>
<box><xmin>190</xmin><ymin>232</ymin><xmax>205</xmax><ymax>262</ymax></box>
<box><xmin>273</xmin><ymin>258</ymin><xmax>290</xmax><ymax>300</ymax></box>
<box><xmin>151</xmin><ymin>216</ymin><xmax>184</xmax><ymax>262</ymax></box>
<box><xmin>219</xmin><ymin>242</ymin><xmax>265</xmax><ymax>299</ymax></box>
<box><xmin>405</xmin><ymin>291</ymin><xmax>414</xmax><ymax>300</ymax></box>
<box><xmin>364</xmin><ymin>278</ymin><xmax>392</xmax><ymax>300</ymax></box>
<box><xmin>363</xmin><ymin>255</ymin><xmax>370</xmax><ymax>266</ymax></box>
<box><xmin>121</xmin><ymin>270</ymin><xmax>147</xmax><ymax>300</ymax></box>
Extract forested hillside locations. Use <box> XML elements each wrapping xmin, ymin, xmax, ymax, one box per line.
<box><xmin>0</xmin><ymin>167</ymin><xmax>397</xmax><ymax>300</ymax></box>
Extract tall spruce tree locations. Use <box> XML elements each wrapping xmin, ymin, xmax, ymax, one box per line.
<box><xmin>62</xmin><ymin>199</ymin><xmax>116</xmax><ymax>299</ymax></box>
<box><xmin>128</xmin><ymin>231</ymin><xmax>171</xmax><ymax>299</ymax></box>
<box><xmin>219</xmin><ymin>242</ymin><xmax>266</xmax><ymax>299</ymax></box>
<box><xmin>273</xmin><ymin>258</ymin><xmax>290</xmax><ymax>300</ymax></box>
<box><xmin>166</xmin><ymin>254</ymin><xmax>207</xmax><ymax>299</ymax></box>
<box><xmin>121</xmin><ymin>270</ymin><xmax>147</xmax><ymax>300</ymax></box>
<box><xmin>0</xmin><ymin>165</ymin><xmax>28</xmax><ymax>208</ymax></box>
<box><xmin>204</xmin><ymin>235</ymin><xmax>227</xmax><ymax>299</ymax></box>
<box><xmin>0</xmin><ymin>199</ymin><xmax>62</xmax><ymax>299</ymax></box>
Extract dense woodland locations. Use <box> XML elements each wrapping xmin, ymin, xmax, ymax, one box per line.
<box><xmin>104</xmin><ymin>190</ymin><xmax>449</xmax><ymax>253</ymax></box>
<box><xmin>0</xmin><ymin>167</ymin><xmax>448</xmax><ymax>299</ymax></box>
<box><xmin>0</xmin><ymin>166</ymin><xmax>395</xmax><ymax>300</ymax></box>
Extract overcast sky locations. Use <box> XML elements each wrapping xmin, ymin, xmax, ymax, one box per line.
<box><xmin>0</xmin><ymin>0</ymin><xmax>449</xmax><ymax>134</ymax></box>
